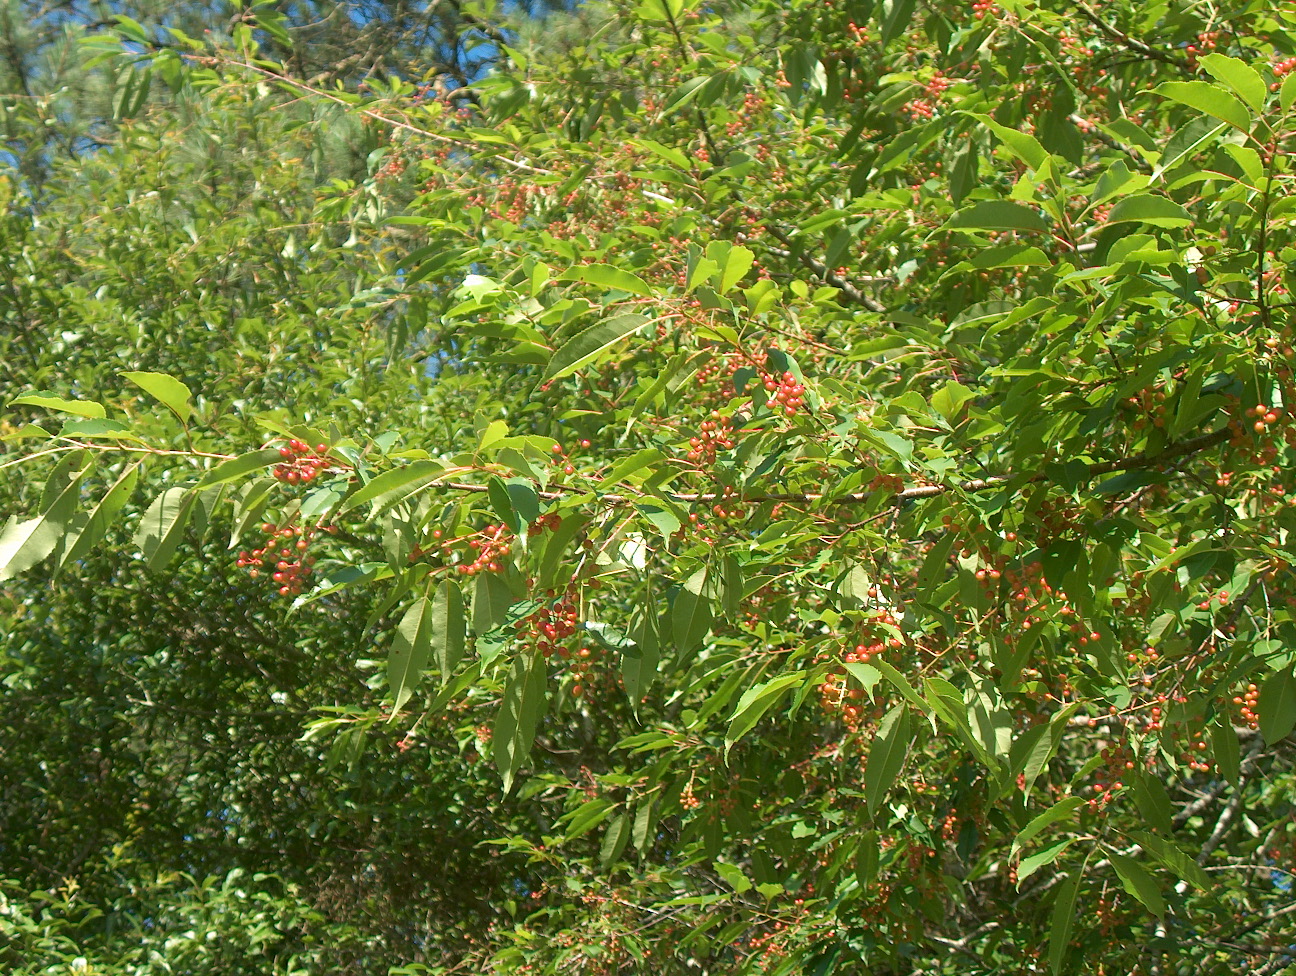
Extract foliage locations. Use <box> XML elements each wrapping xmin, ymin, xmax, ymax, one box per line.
<box><xmin>7</xmin><ymin>0</ymin><xmax>1296</xmax><ymax>973</ymax></box>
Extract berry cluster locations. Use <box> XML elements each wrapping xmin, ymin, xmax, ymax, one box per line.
<box><xmin>765</xmin><ymin>370</ymin><xmax>806</xmax><ymax>416</ymax></box>
<box><xmin>972</xmin><ymin>0</ymin><xmax>996</xmax><ymax>19</ymax></box>
<box><xmin>461</xmin><ymin>523</ymin><xmax>513</xmax><ymax>576</ymax></box>
<box><xmin>1086</xmin><ymin>742</ymin><xmax>1134</xmax><ymax>812</ymax></box>
<box><xmin>687</xmin><ymin>411</ymin><xmax>735</xmax><ymax>464</ymax></box>
<box><xmin>551</xmin><ymin>440</ymin><xmax>590</xmax><ymax>478</ymax></box>
<box><xmin>680</xmin><ymin>779</ymin><xmax>702</xmax><ymax>811</ymax></box>
<box><xmin>522</xmin><ymin>591</ymin><xmax>580</xmax><ymax>658</ymax></box>
<box><xmin>237</xmin><ymin>519</ymin><xmax>335</xmax><ymax>597</ymax></box>
<box><xmin>1232</xmin><ymin>682</ymin><xmax>1260</xmax><ymax>730</ymax></box>
<box><xmin>273</xmin><ymin>439</ymin><xmax>333</xmax><ymax>485</ymax></box>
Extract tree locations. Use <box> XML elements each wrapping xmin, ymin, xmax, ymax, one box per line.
<box><xmin>5</xmin><ymin>0</ymin><xmax>1296</xmax><ymax>973</ymax></box>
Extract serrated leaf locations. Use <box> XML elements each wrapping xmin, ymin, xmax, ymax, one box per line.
<box><xmin>431</xmin><ymin>580</ymin><xmax>466</xmax><ymax>681</ymax></box>
<box><xmin>1017</xmin><ymin>839</ymin><xmax>1076</xmax><ymax>886</ymax></box>
<box><xmin>8</xmin><ymin>392</ymin><xmax>106</xmax><ymax>419</ymax></box>
<box><xmin>544</xmin><ymin>313</ymin><xmax>649</xmax><ymax>383</ymax></box>
<box><xmin>865</xmin><ymin>705</ymin><xmax>912</xmax><ymax>818</ymax></box>
<box><xmin>473</xmin><ymin>571</ymin><xmax>515</xmax><ymax>634</ymax></box>
<box><xmin>1154</xmin><ymin>80</ymin><xmax>1252</xmax><ymax>132</ymax></box>
<box><xmin>1198</xmin><ymin>53</ymin><xmax>1267</xmax><ymax>112</ymax></box>
<box><xmin>0</xmin><ymin>470</ymin><xmax>87</xmax><ymax>580</ymax></box>
<box><xmin>945</xmin><ymin>200</ymin><xmax>1048</xmax><ymax>232</ymax></box>
<box><xmin>338</xmin><ymin>460</ymin><xmax>445</xmax><ymax>517</ymax></box>
<box><xmin>725</xmin><ymin>670</ymin><xmax>807</xmax><ymax>757</ymax></box>
<box><xmin>557</xmin><ymin>264</ymin><xmax>653</xmax><ymax>297</ymax></box>
<box><xmin>1259</xmin><ymin>665</ymin><xmax>1296</xmax><ymax>745</ymax></box>
<box><xmin>121</xmin><ymin>371</ymin><xmax>193</xmax><ymax>423</ymax></box>
<box><xmin>961</xmin><ymin>112</ymin><xmax>1048</xmax><ymax>170</ymax></box>
<box><xmin>197</xmin><ymin>449</ymin><xmax>282</xmax><ymax>489</ymax></box>
<box><xmin>1011</xmin><ymin>796</ymin><xmax>1085</xmax><ymax>858</ymax></box>
<box><xmin>133</xmin><ymin>487</ymin><xmax>197</xmax><ymax>572</ymax></box>
<box><xmin>59</xmin><ymin>462</ymin><xmax>141</xmax><ymax>568</ymax></box>
<box><xmin>1105</xmin><ymin>194</ymin><xmax>1193</xmax><ymax>228</ymax></box>
<box><xmin>672</xmin><ymin>569</ymin><xmax>712</xmax><ymax>653</ymax></box>
<box><xmin>388</xmin><ymin>590</ymin><xmax>435</xmax><ymax>714</ymax></box>
<box><xmin>1048</xmin><ymin>872</ymin><xmax>1080</xmax><ymax>975</ymax></box>
<box><xmin>1109</xmin><ymin>852</ymin><xmax>1165</xmax><ymax>917</ymax></box>
<box><xmin>623</xmin><ymin>609</ymin><xmax>661</xmax><ymax>703</ymax></box>
<box><xmin>494</xmin><ymin>650</ymin><xmax>548</xmax><ymax>791</ymax></box>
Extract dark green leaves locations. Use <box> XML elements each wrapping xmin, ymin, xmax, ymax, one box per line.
<box><xmin>864</xmin><ymin>705</ymin><xmax>911</xmax><ymax>818</ymax></box>
<box><xmin>1259</xmin><ymin>665</ymin><xmax>1296</xmax><ymax>745</ymax></box>
<box><xmin>544</xmin><ymin>313</ymin><xmax>650</xmax><ymax>383</ymax></box>
<box><xmin>494</xmin><ymin>650</ymin><xmax>549</xmax><ymax>791</ymax></box>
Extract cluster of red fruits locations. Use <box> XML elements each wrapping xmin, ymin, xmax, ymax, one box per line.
<box><xmin>972</xmin><ymin>0</ymin><xmax>996</xmax><ymax>18</ymax></box>
<box><xmin>1232</xmin><ymin>683</ymin><xmax>1260</xmax><ymax>730</ymax></box>
<box><xmin>765</xmin><ymin>370</ymin><xmax>806</xmax><ymax>416</ymax></box>
<box><xmin>687</xmin><ymin>411</ymin><xmax>735</xmax><ymax>464</ymax></box>
<box><xmin>273</xmin><ymin>439</ymin><xmax>333</xmax><ymax>485</ymax></box>
<box><xmin>460</xmin><ymin>524</ymin><xmax>514</xmax><ymax>576</ymax></box>
<box><xmin>236</xmin><ymin>519</ymin><xmax>335</xmax><ymax>597</ymax></box>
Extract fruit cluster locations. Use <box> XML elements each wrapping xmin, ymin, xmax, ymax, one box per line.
<box><xmin>686</xmin><ymin>411</ymin><xmax>735</xmax><ymax>465</ymax></box>
<box><xmin>460</xmin><ymin>523</ymin><xmax>513</xmax><ymax>576</ymax></box>
<box><xmin>273</xmin><ymin>439</ymin><xmax>333</xmax><ymax>485</ymax></box>
<box><xmin>765</xmin><ymin>370</ymin><xmax>806</xmax><ymax>416</ymax></box>
<box><xmin>237</xmin><ymin>519</ymin><xmax>335</xmax><ymax>597</ymax></box>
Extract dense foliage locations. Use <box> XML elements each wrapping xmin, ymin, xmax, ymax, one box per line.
<box><xmin>6</xmin><ymin>0</ymin><xmax>1296</xmax><ymax>973</ymax></box>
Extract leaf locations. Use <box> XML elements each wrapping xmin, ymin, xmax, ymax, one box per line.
<box><xmin>1048</xmin><ymin>872</ymin><xmax>1080</xmax><ymax>976</ymax></box>
<box><xmin>622</xmin><ymin>609</ymin><xmax>661</xmax><ymax>703</ymax></box>
<box><xmin>133</xmin><ymin>487</ymin><xmax>197</xmax><ymax>572</ymax></box>
<box><xmin>557</xmin><ymin>264</ymin><xmax>653</xmax><ymax>297</ymax></box>
<box><xmin>714</xmin><ymin>861</ymin><xmax>752</xmax><ymax>894</ymax></box>
<box><xmin>196</xmin><ymin>449</ymin><xmax>282</xmax><ymax>489</ymax></box>
<box><xmin>1104</xmin><ymin>194</ymin><xmax>1193</xmax><ymax>228</ymax></box>
<box><xmin>871</xmin><ymin>659</ymin><xmax>928</xmax><ymax>713</ymax></box>
<box><xmin>944</xmin><ymin>200</ymin><xmax>1048</xmax><ymax>233</ymax></box>
<box><xmin>0</xmin><ymin>470</ymin><xmax>87</xmax><ymax>580</ymax></box>
<box><xmin>488</xmin><ymin>475</ymin><xmax>521</xmax><ymax>533</ymax></box>
<box><xmin>494</xmin><ymin>650</ymin><xmax>548</xmax><ymax>792</ymax></box>
<box><xmin>1011</xmin><ymin>796</ymin><xmax>1085</xmax><ymax>858</ymax></box>
<box><xmin>1198</xmin><ymin>53</ymin><xmax>1267</xmax><ymax>112</ymax></box>
<box><xmin>864</xmin><ymin>705</ymin><xmax>912</xmax><ymax>818</ymax></box>
<box><xmin>431</xmin><ymin>580</ymin><xmax>467</xmax><ymax>681</ymax></box>
<box><xmin>544</xmin><ymin>313</ymin><xmax>649</xmax><ymax>383</ymax></box>
<box><xmin>389</xmin><ymin>590</ymin><xmax>435</xmax><ymax>714</ymax></box>
<box><xmin>1131</xmin><ymin>832</ymin><xmax>1212</xmax><ymax>891</ymax></box>
<box><xmin>961</xmin><ymin>112</ymin><xmax>1048</xmax><ymax>170</ymax></box>
<box><xmin>1109</xmin><ymin>852</ymin><xmax>1166</xmax><ymax>917</ymax></box>
<box><xmin>121</xmin><ymin>371</ymin><xmax>193</xmax><ymax>423</ymax></box>
<box><xmin>1017</xmin><ymin>839</ymin><xmax>1076</xmax><ymax>886</ymax></box>
<box><xmin>338</xmin><ymin>461</ymin><xmax>445</xmax><ymax>517</ymax></box>
<box><xmin>672</xmin><ymin>568</ymin><xmax>712</xmax><ymax>653</ymax></box>
<box><xmin>1211</xmin><ymin>719</ymin><xmax>1241</xmax><ymax>786</ymax></box>
<box><xmin>1258</xmin><ymin>664</ymin><xmax>1296</xmax><ymax>745</ymax></box>
<box><xmin>600</xmin><ymin>812</ymin><xmax>631</xmax><ymax>866</ymax></box>
<box><xmin>60</xmin><ymin>462</ymin><xmax>141</xmax><ymax>568</ymax></box>
<box><xmin>1130</xmin><ymin>771</ymin><xmax>1174</xmax><ymax>835</ymax></box>
<box><xmin>1154</xmin><ymin>81</ymin><xmax>1253</xmax><ymax>132</ymax></box>
<box><xmin>705</xmin><ymin>241</ymin><xmax>755</xmax><ymax>295</ymax></box>
<box><xmin>8</xmin><ymin>392</ymin><xmax>106</xmax><ymax>419</ymax></box>
<box><xmin>724</xmin><ymin>670</ymin><xmax>808</xmax><ymax>757</ymax></box>
<box><xmin>473</xmin><ymin>571</ymin><xmax>515</xmax><ymax>635</ymax></box>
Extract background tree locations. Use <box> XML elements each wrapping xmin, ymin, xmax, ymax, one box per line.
<box><xmin>6</xmin><ymin>0</ymin><xmax>1296</xmax><ymax>974</ymax></box>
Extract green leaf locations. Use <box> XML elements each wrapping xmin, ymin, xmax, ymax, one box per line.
<box><xmin>714</xmin><ymin>861</ymin><xmax>752</xmax><ymax>894</ymax></box>
<box><xmin>133</xmin><ymin>487</ymin><xmax>197</xmax><ymax>572</ymax></box>
<box><xmin>494</xmin><ymin>650</ymin><xmax>548</xmax><ymax>792</ymax></box>
<box><xmin>1198</xmin><ymin>53</ymin><xmax>1267</xmax><ymax>112</ymax></box>
<box><xmin>59</xmin><ymin>462</ymin><xmax>141</xmax><ymax>568</ymax></box>
<box><xmin>488</xmin><ymin>475</ymin><xmax>521</xmax><ymax>533</ymax></box>
<box><xmin>600</xmin><ymin>813</ymin><xmax>631</xmax><ymax>866</ymax></box>
<box><xmin>389</xmin><ymin>588</ymin><xmax>435</xmax><ymax>714</ymax></box>
<box><xmin>1259</xmin><ymin>664</ymin><xmax>1296</xmax><ymax>745</ymax></box>
<box><xmin>1104</xmin><ymin>194</ymin><xmax>1193</xmax><ymax>228</ymax></box>
<box><xmin>431</xmin><ymin>580</ymin><xmax>467</xmax><ymax>682</ymax></box>
<box><xmin>473</xmin><ymin>571</ymin><xmax>515</xmax><ymax>635</ymax></box>
<box><xmin>544</xmin><ymin>314</ymin><xmax>650</xmax><ymax>383</ymax></box>
<box><xmin>1131</xmin><ymin>832</ymin><xmax>1212</xmax><ymax>891</ymax></box>
<box><xmin>725</xmin><ymin>670</ymin><xmax>808</xmax><ymax>757</ymax></box>
<box><xmin>961</xmin><ymin>112</ymin><xmax>1048</xmax><ymax>170</ymax></box>
<box><xmin>8</xmin><ymin>392</ymin><xmax>107</xmax><ymax>419</ymax></box>
<box><xmin>0</xmin><ymin>469</ymin><xmax>87</xmax><ymax>580</ymax></box>
<box><xmin>1017</xmin><ymin>839</ymin><xmax>1076</xmax><ymax>886</ymax></box>
<box><xmin>557</xmin><ymin>264</ymin><xmax>653</xmax><ymax>297</ymax></box>
<box><xmin>121</xmin><ymin>371</ymin><xmax>193</xmax><ymax>423</ymax></box>
<box><xmin>1130</xmin><ymin>771</ymin><xmax>1174</xmax><ymax>835</ymax></box>
<box><xmin>1211</xmin><ymin>719</ymin><xmax>1241</xmax><ymax>786</ymax></box>
<box><xmin>338</xmin><ymin>460</ymin><xmax>445</xmax><ymax>517</ymax></box>
<box><xmin>1048</xmin><ymin>872</ymin><xmax>1080</xmax><ymax>975</ymax></box>
<box><xmin>623</xmin><ymin>609</ymin><xmax>661</xmax><ymax>703</ymax></box>
<box><xmin>672</xmin><ymin>569</ymin><xmax>712</xmax><ymax>653</ymax></box>
<box><xmin>705</xmin><ymin>241</ymin><xmax>755</xmax><ymax>295</ymax></box>
<box><xmin>944</xmin><ymin>200</ymin><xmax>1048</xmax><ymax>233</ymax></box>
<box><xmin>196</xmin><ymin>449</ymin><xmax>283</xmax><ymax>489</ymax></box>
<box><xmin>1109</xmin><ymin>852</ymin><xmax>1166</xmax><ymax>917</ymax></box>
<box><xmin>1154</xmin><ymin>81</ymin><xmax>1253</xmax><ymax>132</ymax></box>
<box><xmin>864</xmin><ymin>705</ymin><xmax>912</xmax><ymax>818</ymax></box>
<box><xmin>1011</xmin><ymin>796</ymin><xmax>1085</xmax><ymax>858</ymax></box>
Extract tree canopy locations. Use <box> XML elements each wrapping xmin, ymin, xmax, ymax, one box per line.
<box><xmin>5</xmin><ymin>0</ymin><xmax>1296</xmax><ymax>973</ymax></box>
